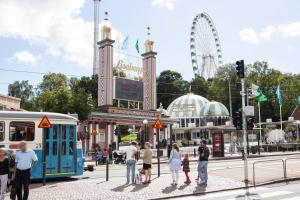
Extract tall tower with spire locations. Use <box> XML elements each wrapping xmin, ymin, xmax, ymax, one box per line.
<box><xmin>142</xmin><ymin>27</ymin><xmax>157</xmax><ymax>110</ymax></box>
<box><xmin>98</xmin><ymin>12</ymin><xmax>114</xmax><ymax>106</ymax></box>
<box><xmin>93</xmin><ymin>0</ymin><xmax>100</xmax><ymax>75</ymax></box>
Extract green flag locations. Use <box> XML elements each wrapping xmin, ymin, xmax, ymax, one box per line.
<box><xmin>257</xmin><ymin>87</ymin><xmax>267</xmax><ymax>102</ymax></box>
<box><xmin>135</xmin><ymin>39</ymin><xmax>140</xmax><ymax>54</ymax></box>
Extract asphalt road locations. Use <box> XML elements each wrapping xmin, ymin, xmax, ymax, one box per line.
<box><xmin>84</xmin><ymin>154</ymin><xmax>300</xmax><ymax>180</ymax></box>
<box><xmin>171</xmin><ymin>180</ymin><xmax>300</xmax><ymax>200</ymax></box>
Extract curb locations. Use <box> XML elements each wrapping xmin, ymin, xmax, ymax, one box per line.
<box><xmin>140</xmin><ymin>152</ymin><xmax>300</xmax><ymax>165</ymax></box>
<box><xmin>150</xmin><ymin>177</ymin><xmax>300</xmax><ymax>200</ymax></box>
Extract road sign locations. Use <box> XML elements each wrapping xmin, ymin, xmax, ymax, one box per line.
<box><xmin>92</xmin><ymin>129</ymin><xmax>97</xmax><ymax>136</ymax></box>
<box><xmin>38</xmin><ymin>116</ymin><xmax>52</xmax><ymax>129</ymax></box>
<box><xmin>153</xmin><ymin>118</ymin><xmax>163</xmax><ymax>129</ymax></box>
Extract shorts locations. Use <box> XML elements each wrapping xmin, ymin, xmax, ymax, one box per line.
<box><xmin>143</xmin><ymin>163</ymin><xmax>152</xmax><ymax>170</ymax></box>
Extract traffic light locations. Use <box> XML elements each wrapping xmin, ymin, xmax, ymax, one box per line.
<box><xmin>247</xmin><ymin>117</ymin><xmax>255</xmax><ymax>130</ymax></box>
<box><xmin>236</xmin><ymin>60</ymin><xmax>245</xmax><ymax>78</ymax></box>
<box><xmin>233</xmin><ymin>111</ymin><xmax>242</xmax><ymax>130</ymax></box>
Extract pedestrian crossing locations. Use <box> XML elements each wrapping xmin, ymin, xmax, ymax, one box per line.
<box><xmin>173</xmin><ymin>186</ymin><xmax>300</xmax><ymax>200</ymax></box>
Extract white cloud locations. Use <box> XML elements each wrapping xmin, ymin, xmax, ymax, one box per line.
<box><xmin>10</xmin><ymin>50</ymin><xmax>38</xmax><ymax>65</ymax></box>
<box><xmin>0</xmin><ymin>0</ymin><xmax>125</xmax><ymax>69</ymax></box>
<box><xmin>260</xmin><ymin>25</ymin><xmax>276</xmax><ymax>40</ymax></box>
<box><xmin>240</xmin><ymin>22</ymin><xmax>300</xmax><ymax>44</ymax></box>
<box><xmin>152</xmin><ymin>0</ymin><xmax>176</xmax><ymax>10</ymax></box>
<box><xmin>239</xmin><ymin>28</ymin><xmax>259</xmax><ymax>44</ymax></box>
<box><xmin>278</xmin><ymin>22</ymin><xmax>300</xmax><ymax>37</ymax></box>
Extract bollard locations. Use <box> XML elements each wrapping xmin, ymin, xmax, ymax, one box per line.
<box><xmin>194</xmin><ymin>148</ymin><xmax>196</xmax><ymax>158</ymax></box>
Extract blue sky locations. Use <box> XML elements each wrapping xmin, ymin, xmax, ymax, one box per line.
<box><xmin>0</xmin><ymin>0</ymin><xmax>300</xmax><ymax>94</ymax></box>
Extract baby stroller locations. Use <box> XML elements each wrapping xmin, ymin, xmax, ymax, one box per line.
<box><xmin>113</xmin><ymin>151</ymin><xmax>126</xmax><ymax>164</ymax></box>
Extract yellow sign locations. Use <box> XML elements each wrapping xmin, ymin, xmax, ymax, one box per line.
<box><xmin>38</xmin><ymin>116</ymin><xmax>52</xmax><ymax>129</ymax></box>
<box><xmin>153</xmin><ymin>118</ymin><xmax>163</xmax><ymax>129</ymax></box>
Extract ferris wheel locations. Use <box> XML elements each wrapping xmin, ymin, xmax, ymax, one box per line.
<box><xmin>190</xmin><ymin>12</ymin><xmax>223</xmax><ymax>79</ymax></box>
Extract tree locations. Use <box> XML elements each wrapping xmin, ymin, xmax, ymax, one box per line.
<box><xmin>157</xmin><ymin>70</ymin><xmax>188</xmax><ymax>108</ymax></box>
<box><xmin>207</xmin><ymin>64</ymin><xmax>242</xmax><ymax>115</ymax></box>
<box><xmin>39</xmin><ymin>73</ymin><xmax>68</xmax><ymax>92</ymax></box>
<box><xmin>8</xmin><ymin>80</ymin><xmax>35</xmax><ymax>110</ymax></box>
<box><xmin>190</xmin><ymin>76</ymin><xmax>208</xmax><ymax>97</ymax></box>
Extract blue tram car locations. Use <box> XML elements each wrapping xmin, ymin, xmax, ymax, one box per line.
<box><xmin>0</xmin><ymin>111</ymin><xmax>84</xmax><ymax>179</ymax></box>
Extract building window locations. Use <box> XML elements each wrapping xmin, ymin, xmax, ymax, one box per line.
<box><xmin>192</xmin><ymin>132</ymin><xmax>200</xmax><ymax>139</ymax></box>
<box><xmin>9</xmin><ymin>121</ymin><xmax>35</xmax><ymax>141</ymax></box>
<box><xmin>113</xmin><ymin>99</ymin><xmax>119</xmax><ymax>107</ymax></box>
<box><xmin>180</xmin><ymin>119</ymin><xmax>185</xmax><ymax>128</ymax></box>
<box><xmin>0</xmin><ymin>122</ymin><xmax>4</xmax><ymax>141</ymax></box>
<box><xmin>119</xmin><ymin>100</ymin><xmax>128</xmax><ymax>108</ymax></box>
<box><xmin>196</xmin><ymin>119</ymin><xmax>200</xmax><ymax>127</ymax></box>
<box><xmin>191</xmin><ymin>119</ymin><xmax>194</xmax><ymax>123</ymax></box>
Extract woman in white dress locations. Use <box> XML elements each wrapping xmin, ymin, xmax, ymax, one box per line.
<box><xmin>168</xmin><ymin>143</ymin><xmax>181</xmax><ymax>185</ymax></box>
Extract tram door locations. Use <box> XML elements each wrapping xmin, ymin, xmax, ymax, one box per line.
<box><xmin>45</xmin><ymin>124</ymin><xmax>76</xmax><ymax>176</ymax></box>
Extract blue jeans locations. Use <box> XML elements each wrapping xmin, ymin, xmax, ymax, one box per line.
<box><xmin>198</xmin><ymin>161</ymin><xmax>208</xmax><ymax>183</ymax></box>
<box><xmin>126</xmin><ymin>160</ymin><xmax>136</xmax><ymax>183</ymax></box>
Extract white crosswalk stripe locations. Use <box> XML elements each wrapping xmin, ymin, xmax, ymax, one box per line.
<box><xmin>178</xmin><ymin>187</ymin><xmax>271</xmax><ymax>200</ymax></box>
<box><xmin>281</xmin><ymin>197</ymin><xmax>300</xmax><ymax>200</ymax></box>
<box><xmin>225</xmin><ymin>190</ymin><xmax>294</xmax><ymax>200</ymax></box>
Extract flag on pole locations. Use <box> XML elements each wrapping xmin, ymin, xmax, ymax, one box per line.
<box><xmin>275</xmin><ymin>85</ymin><xmax>283</xmax><ymax>106</ymax></box>
<box><xmin>251</xmin><ymin>84</ymin><xmax>259</xmax><ymax>97</ymax></box>
<box><xmin>135</xmin><ymin>39</ymin><xmax>140</xmax><ymax>53</ymax></box>
<box><xmin>121</xmin><ymin>35</ymin><xmax>129</xmax><ymax>50</ymax></box>
<box><xmin>257</xmin><ymin>87</ymin><xmax>267</xmax><ymax>103</ymax></box>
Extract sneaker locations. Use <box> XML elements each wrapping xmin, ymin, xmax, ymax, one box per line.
<box><xmin>184</xmin><ymin>180</ymin><xmax>191</xmax><ymax>184</ymax></box>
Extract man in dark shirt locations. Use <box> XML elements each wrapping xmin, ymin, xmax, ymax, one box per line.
<box><xmin>197</xmin><ymin>140</ymin><xmax>209</xmax><ymax>186</ymax></box>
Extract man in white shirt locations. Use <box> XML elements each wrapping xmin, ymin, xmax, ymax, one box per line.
<box><xmin>125</xmin><ymin>141</ymin><xmax>137</xmax><ymax>184</ymax></box>
<box><xmin>15</xmin><ymin>141</ymin><xmax>38</xmax><ymax>200</ymax></box>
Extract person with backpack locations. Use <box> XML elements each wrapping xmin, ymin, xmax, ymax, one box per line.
<box><xmin>197</xmin><ymin>140</ymin><xmax>209</xmax><ymax>186</ymax></box>
<box><xmin>0</xmin><ymin>148</ymin><xmax>9</xmax><ymax>200</ymax></box>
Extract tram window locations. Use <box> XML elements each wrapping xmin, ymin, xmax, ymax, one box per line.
<box><xmin>0</xmin><ymin>122</ymin><xmax>4</xmax><ymax>141</ymax></box>
<box><xmin>53</xmin><ymin>127</ymin><xmax>57</xmax><ymax>139</ymax></box>
<box><xmin>46</xmin><ymin>141</ymin><xmax>49</xmax><ymax>155</ymax></box>
<box><xmin>62</xmin><ymin>126</ymin><xmax>66</xmax><ymax>140</ymax></box>
<box><xmin>53</xmin><ymin>142</ymin><xmax>57</xmax><ymax>155</ymax></box>
<box><xmin>70</xmin><ymin>126</ymin><xmax>74</xmax><ymax>140</ymax></box>
<box><xmin>69</xmin><ymin>141</ymin><xmax>74</xmax><ymax>155</ymax></box>
<box><xmin>9</xmin><ymin>121</ymin><xmax>35</xmax><ymax>141</ymax></box>
<box><xmin>62</xmin><ymin>142</ymin><xmax>66</xmax><ymax>155</ymax></box>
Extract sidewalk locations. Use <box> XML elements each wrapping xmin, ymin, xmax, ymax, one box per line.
<box><xmin>28</xmin><ymin>171</ymin><xmax>245</xmax><ymax>200</ymax></box>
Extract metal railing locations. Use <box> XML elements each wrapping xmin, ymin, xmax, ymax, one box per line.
<box><xmin>252</xmin><ymin>159</ymin><xmax>286</xmax><ymax>186</ymax></box>
<box><xmin>285</xmin><ymin>156</ymin><xmax>300</xmax><ymax>178</ymax></box>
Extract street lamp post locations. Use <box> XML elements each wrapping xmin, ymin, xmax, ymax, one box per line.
<box><xmin>142</xmin><ymin>119</ymin><xmax>148</xmax><ymax>149</ymax></box>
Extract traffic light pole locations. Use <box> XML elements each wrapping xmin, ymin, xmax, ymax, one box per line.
<box><xmin>241</xmin><ymin>78</ymin><xmax>249</xmax><ymax>185</ymax></box>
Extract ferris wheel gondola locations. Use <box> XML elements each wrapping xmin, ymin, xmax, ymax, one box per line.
<box><xmin>190</xmin><ymin>13</ymin><xmax>223</xmax><ymax>79</ymax></box>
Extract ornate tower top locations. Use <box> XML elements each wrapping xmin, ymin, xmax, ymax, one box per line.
<box><xmin>101</xmin><ymin>11</ymin><xmax>111</xmax><ymax>40</ymax></box>
<box><xmin>145</xmin><ymin>26</ymin><xmax>154</xmax><ymax>53</ymax></box>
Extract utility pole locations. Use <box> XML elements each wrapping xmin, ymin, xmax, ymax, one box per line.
<box><xmin>236</xmin><ymin>60</ymin><xmax>249</xmax><ymax>185</ymax></box>
<box><xmin>229</xmin><ymin>80</ymin><xmax>233</xmax><ymax>118</ymax></box>
<box><xmin>93</xmin><ymin>0</ymin><xmax>100</xmax><ymax>75</ymax></box>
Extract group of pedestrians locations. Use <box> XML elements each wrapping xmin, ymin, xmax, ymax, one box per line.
<box><xmin>124</xmin><ymin>139</ymin><xmax>210</xmax><ymax>187</ymax></box>
<box><xmin>167</xmin><ymin>139</ymin><xmax>210</xmax><ymax>186</ymax></box>
<box><xmin>0</xmin><ymin>142</ymin><xmax>38</xmax><ymax>200</ymax></box>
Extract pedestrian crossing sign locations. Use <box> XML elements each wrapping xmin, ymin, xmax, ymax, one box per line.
<box><xmin>153</xmin><ymin>118</ymin><xmax>163</xmax><ymax>129</ymax></box>
<box><xmin>38</xmin><ymin>116</ymin><xmax>52</xmax><ymax>129</ymax></box>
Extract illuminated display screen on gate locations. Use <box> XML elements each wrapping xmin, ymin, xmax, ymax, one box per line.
<box><xmin>114</xmin><ymin>77</ymin><xmax>143</xmax><ymax>101</ymax></box>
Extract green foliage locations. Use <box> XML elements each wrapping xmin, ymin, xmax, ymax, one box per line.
<box><xmin>120</xmin><ymin>133</ymin><xmax>138</xmax><ymax>144</ymax></box>
<box><xmin>39</xmin><ymin>73</ymin><xmax>68</xmax><ymax>92</ymax></box>
<box><xmin>157</xmin><ymin>70</ymin><xmax>189</xmax><ymax>108</ymax></box>
<box><xmin>190</xmin><ymin>76</ymin><xmax>208</xmax><ymax>97</ymax></box>
<box><xmin>8</xmin><ymin>80</ymin><xmax>35</xmax><ymax>110</ymax></box>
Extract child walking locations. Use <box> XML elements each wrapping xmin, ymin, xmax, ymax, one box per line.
<box><xmin>182</xmin><ymin>153</ymin><xmax>191</xmax><ymax>184</ymax></box>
